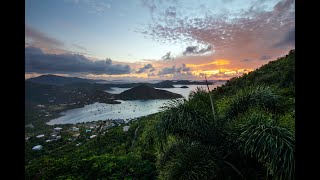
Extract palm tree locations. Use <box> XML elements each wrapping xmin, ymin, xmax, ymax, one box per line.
<box><xmin>141</xmin><ymin>85</ymin><xmax>295</xmax><ymax>179</ymax></box>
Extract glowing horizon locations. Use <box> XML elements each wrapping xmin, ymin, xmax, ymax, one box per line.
<box><xmin>25</xmin><ymin>0</ymin><xmax>295</xmax><ymax>81</ymax></box>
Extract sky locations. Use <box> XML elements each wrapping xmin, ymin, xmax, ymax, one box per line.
<box><xmin>25</xmin><ymin>0</ymin><xmax>295</xmax><ymax>81</ymax></box>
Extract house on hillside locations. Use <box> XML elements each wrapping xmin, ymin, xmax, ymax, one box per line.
<box><xmin>123</xmin><ymin>126</ymin><xmax>130</xmax><ymax>132</ymax></box>
<box><xmin>90</xmin><ymin>135</ymin><xmax>97</xmax><ymax>138</ymax></box>
<box><xmin>36</xmin><ymin>134</ymin><xmax>45</xmax><ymax>138</ymax></box>
<box><xmin>32</xmin><ymin>145</ymin><xmax>43</xmax><ymax>150</ymax></box>
<box><xmin>54</xmin><ymin>127</ymin><xmax>63</xmax><ymax>131</ymax></box>
<box><xmin>72</xmin><ymin>127</ymin><xmax>79</xmax><ymax>131</ymax></box>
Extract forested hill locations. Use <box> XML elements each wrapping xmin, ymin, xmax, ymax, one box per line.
<box><xmin>26</xmin><ymin>74</ymin><xmax>99</xmax><ymax>86</ymax></box>
<box><xmin>117</xmin><ymin>84</ymin><xmax>183</xmax><ymax>100</ymax></box>
<box><xmin>213</xmin><ymin>49</ymin><xmax>295</xmax><ymax>98</ymax></box>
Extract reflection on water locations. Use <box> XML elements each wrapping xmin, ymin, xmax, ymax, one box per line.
<box><xmin>47</xmin><ymin>82</ymin><xmax>225</xmax><ymax>125</ymax></box>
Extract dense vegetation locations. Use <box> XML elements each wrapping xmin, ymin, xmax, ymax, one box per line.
<box><xmin>25</xmin><ymin>50</ymin><xmax>295</xmax><ymax>179</ymax></box>
<box><xmin>25</xmin><ymin>116</ymin><xmax>158</xmax><ymax>179</ymax></box>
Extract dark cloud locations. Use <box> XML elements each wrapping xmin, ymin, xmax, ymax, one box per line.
<box><xmin>177</xmin><ymin>64</ymin><xmax>190</xmax><ymax>72</ymax></box>
<box><xmin>183</xmin><ymin>46</ymin><xmax>198</xmax><ymax>55</ymax></box>
<box><xmin>157</xmin><ymin>64</ymin><xmax>191</xmax><ymax>76</ymax></box>
<box><xmin>25</xmin><ymin>46</ymin><xmax>131</xmax><ymax>75</ymax></box>
<box><xmin>273</xmin><ymin>27</ymin><xmax>295</xmax><ymax>48</ymax></box>
<box><xmin>157</xmin><ymin>66</ymin><xmax>176</xmax><ymax>76</ymax></box>
<box><xmin>25</xmin><ymin>24</ymin><xmax>63</xmax><ymax>47</ymax></box>
<box><xmin>242</xmin><ymin>58</ymin><xmax>251</xmax><ymax>62</ymax></box>
<box><xmin>136</xmin><ymin>64</ymin><xmax>155</xmax><ymax>73</ymax></box>
<box><xmin>182</xmin><ymin>45</ymin><xmax>212</xmax><ymax>55</ymax></box>
<box><xmin>161</xmin><ymin>51</ymin><xmax>174</xmax><ymax>61</ymax></box>
<box><xmin>260</xmin><ymin>55</ymin><xmax>272</xmax><ymax>60</ymax></box>
<box><xmin>25</xmin><ymin>46</ymin><xmax>44</xmax><ymax>55</ymax></box>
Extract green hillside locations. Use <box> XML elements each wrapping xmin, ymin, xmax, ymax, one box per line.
<box><xmin>25</xmin><ymin>50</ymin><xmax>295</xmax><ymax>179</ymax></box>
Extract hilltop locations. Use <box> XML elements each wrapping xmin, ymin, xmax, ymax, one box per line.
<box><xmin>26</xmin><ymin>74</ymin><xmax>100</xmax><ymax>86</ymax></box>
<box><xmin>25</xmin><ymin>81</ymin><xmax>118</xmax><ymax>105</ymax></box>
<box><xmin>116</xmin><ymin>84</ymin><xmax>183</xmax><ymax>100</ymax></box>
<box><xmin>213</xmin><ymin>49</ymin><xmax>295</xmax><ymax>98</ymax></box>
<box><xmin>27</xmin><ymin>74</ymin><xmax>217</xmax><ymax>88</ymax></box>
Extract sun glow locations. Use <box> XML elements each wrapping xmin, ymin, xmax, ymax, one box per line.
<box><xmin>192</xmin><ymin>68</ymin><xmax>253</xmax><ymax>77</ymax></box>
<box><xmin>186</xmin><ymin>59</ymin><xmax>230</xmax><ymax>68</ymax></box>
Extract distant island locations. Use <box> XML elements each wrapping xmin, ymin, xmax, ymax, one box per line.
<box><xmin>25</xmin><ymin>75</ymin><xmax>225</xmax><ymax>106</ymax></box>
<box><xmin>26</xmin><ymin>75</ymin><xmax>219</xmax><ymax>88</ymax></box>
<box><xmin>116</xmin><ymin>84</ymin><xmax>183</xmax><ymax>100</ymax></box>
<box><xmin>25</xmin><ymin>81</ymin><xmax>184</xmax><ymax>107</ymax></box>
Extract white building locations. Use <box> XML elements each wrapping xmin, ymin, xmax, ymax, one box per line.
<box><xmin>32</xmin><ymin>145</ymin><xmax>43</xmax><ymax>150</ymax></box>
<box><xmin>123</xmin><ymin>126</ymin><xmax>130</xmax><ymax>132</ymax></box>
<box><xmin>72</xmin><ymin>127</ymin><xmax>79</xmax><ymax>131</ymax></box>
<box><xmin>54</xmin><ymin>127</ymin><xmax>63</xmax><ymax>131</ymax></box>
<box><xmin>36</xmin><ymin>134</ymin><xmax>45</xmax><ymax>138</ymax></box>
<box><xmin>56</xmin><ymin>135</ymin><xmax>61</xmax><ymax>140</ymax></box>
<box><xmin>90</xmin><ymin>135</ymin><xmax>97</xmax><ymax>139</ymax></box>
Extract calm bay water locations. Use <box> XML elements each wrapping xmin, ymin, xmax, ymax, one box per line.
<box><xmin>47</xmin><ymin>82</ymin><xmax>225</xmax><ymax>125</ymax></box>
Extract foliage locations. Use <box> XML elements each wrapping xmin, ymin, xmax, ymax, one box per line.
<box><xmin>142</xmin><ymin>50</ymin><xmax>295</xmax><ymax>179</ymax></box>
<box><xmin>25</xmin><ymin>116</ymin><xmax>158</xmax><ymax>179</ymax></box>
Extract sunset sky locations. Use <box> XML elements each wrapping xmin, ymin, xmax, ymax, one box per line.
<box><xmin>25</xmin><ymin>0</ymin><xmax>295</xmax><ymax>81</ymax></box>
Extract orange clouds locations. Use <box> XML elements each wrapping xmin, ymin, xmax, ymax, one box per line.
<box><xmin>191</xmin><ymin>68</ymin><xmax>253</xmax><ymax>80</ymax></box>
<box><xmin>186</xmin><ymin>59</ymin><xmax>230</xmax><ymax>68</ymax></box>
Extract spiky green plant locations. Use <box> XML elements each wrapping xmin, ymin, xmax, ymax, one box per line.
<box><xmin>228</xmin><ymin>109</ymin><xmax>295</xmax><ymax>179</ymax></box>
<box><xmin>217</xmin><ymin>84</ymin><xmax>283</xmax><ymax>121</ymax></box>
<box><xmin>157</xmin><ymin>139</ymin><xmax>223</xmax><ymax>180</ymax></box>
<box><xmin>143</xmin><ymin>84</ymin><xmax>294</xmax><ymax>179</ymax></box>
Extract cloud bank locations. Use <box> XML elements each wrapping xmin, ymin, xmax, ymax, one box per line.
<box><xmin>25</xmin><ymin>47</ymin><xmax>131</xmax><ymax>75</ymax></box>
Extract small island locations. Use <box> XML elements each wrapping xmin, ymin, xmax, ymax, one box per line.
<box><xmin>180</xmin><ymin>86</ymin><xmax>188</xmax><ymax>88</ymax></box>
<box><xmin>116</xmin><ymin>84</ymin><xmax>183</xmax><ymax>100</ymax></box>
